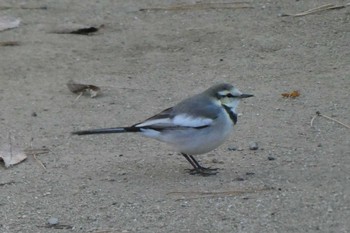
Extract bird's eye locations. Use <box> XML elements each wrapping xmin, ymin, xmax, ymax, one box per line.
<box><xmin>216</xmin><ymin>93</ymin><xmax>235</xmax><ymax>99</ymax></box>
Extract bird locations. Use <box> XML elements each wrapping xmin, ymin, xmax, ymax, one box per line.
<box><xmin>72</xmin><ymin>83</ymin><xmax>253</xmax><ymax>176</ymax></box>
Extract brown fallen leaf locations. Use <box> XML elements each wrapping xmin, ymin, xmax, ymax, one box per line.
<box><xmin>281</xmin><ymin>90</ymin><xmax>300</xmax><ymax>98</ymax></box>
<box><xmin>67</xmin><ymin>80</ymin><xmax>101</xmax><ymax>98</ymax></box>
<box><xmin>0</xmin><ymin>41</ymin><xmax>20</xmax><ymax>46</ymax></box>
<box><xmin>49</xmin><ymin>23</ymin><xmax>103</xmax><ymax>35</ymax></box>
<box><xmin>0</xmin><ymin>16</ymin><xmax>21</xmax><ymax>32</ymax></box>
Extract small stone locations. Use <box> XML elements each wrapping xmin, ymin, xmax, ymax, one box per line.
<box><xmin>268</xmin><ymin>156</ymin><xmax>276</xmax><ymax>161</ymax></box>
<box><xmin>234</xmin><ymin>177</ymin><xmax>245</xmax><ymax>181</ymax></box>
<box><xmin>228</xmin><ymin>146</ymin><xmax>237</xmax><ymax>151</ymax></box>
<box><xmin>48</xmin><ymin>217</ymin><xmax>59</xmax><ymax>225</ymax></box>
<box><xmin>249</xmin><ymin>142</ymin><xmax>259</xmax><ymax>150</ymax></box>
<box><xmin>211</xmin><ymin>158</ymin><xmax>224</xmax><ymax>164</ymax></box>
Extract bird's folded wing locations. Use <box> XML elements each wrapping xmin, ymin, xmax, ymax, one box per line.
<box><xmin>135</xmin><ymin>107</ymin><xmax>213</xmax><ymax>129</ymax></box>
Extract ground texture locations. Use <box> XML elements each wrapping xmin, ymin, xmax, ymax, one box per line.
<box><xmin>0</xmin><ymin>0</ymin><xmax>349</xmax><ymax>232</ymax></box>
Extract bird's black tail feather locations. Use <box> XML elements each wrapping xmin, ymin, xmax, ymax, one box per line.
<box><xmin>71</xmin><ymin>127</ymin><xmax>140</xmax><ymax>135</ymax></box>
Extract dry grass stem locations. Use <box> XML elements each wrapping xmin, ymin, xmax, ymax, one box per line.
<box><xmin>140</xmin><ymin>2</ymin><xmax>253</xmax><ymax>11</ymax></box>
<box><xmin>315</xmin><ymin>111</ymin><xmax>350</xmax><ymax>129</ymax></box>
<box><xmin>168</xmin><ymin>187</ymin><xmax>272</xmax><ymax>200</ymax></box>
<box><xmin>24</xmin><ymin>148</ymin><xmax>50</xmax><ymax>170</ymax></box>
<box><xmin>33</xmin><ymin>154</ymin><xmax>47</xmax><ymax>170</ymax></box>
<box><xmin>74</xmin><ymin>92</ymin><xmax>83</xmax><ymax>102</ymax></box>
<box><xmin>24</xmin><ymin>148</ymin><xmax>50</xmax><ymax>155</ymax></box>
<box><xmin>310</xmin><ymin>115</ymin><xmax>317</xmax><ymax>128</ymax></box>
<box><xmin>0</xmin><ymin>5</ymin><xmax>47</xmax><ymax>10</ymax></box>
<box><xmin>283</xmin><ymin>3</ymin><xmax>349</xmax><ymax>17</ymax></box>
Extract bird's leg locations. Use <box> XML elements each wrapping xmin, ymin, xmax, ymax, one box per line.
<box><xmin>181</xmin><ymin>153</ymin><xmax>198</xmax><ymax>169</ymax></box>
<box><xmin>181</xmin><ymin>153</ymin><xmax>218</xmax><ymax>176</ymax></box>
<box><xmin>189</xmin><ymin>155</ymin><xmax>218</xmax><ymax>171</ymax></box>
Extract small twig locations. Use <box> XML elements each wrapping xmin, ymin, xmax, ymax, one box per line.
<box><xmin>33</xmin><ymin>154</ymin><xmax>47</xmax><ymax>170</ymax></box>
<box><xmin>37</xmin><ymin>224</ymin><xmax>73</xmax><ymax>229</ymax></box>
<box><xmin>24</xmin><ymin>148</ymin><xmax>50</xmax><ymax>155</ymax></box>
<box><xmin>140</xmin><ymin>2</ymin><xmax>253</xmax><ymax>11</ymax></box>
<box><xmin>281</xmin><ymin>3</ymin><xmax>349</xmax><ymax>17</ymax></box>
<box><xmin>90</xmin><ymin>229</ymin><xmax>120</xmax><ymax>233</ymax></box>
<box><xmin>73</xmin><ymin>92</ymin><xmax>83</xmax><ymax>102</ymax></box>
<box><xmin>315</xmin><ymin>111</ymin><xmax>350</xmax><ymax>129</ymax></box>
<box><xmin>8</xmin><ymin>132</ymin><xmax>12</xmax><ymax>161</ymax></box>
<box><xmin>0</xmin><ymin>6</ymin><xmax>47</xmax><ymax>10</ymax></box>
<box><xmin>310</xmin><ymin>114</ymin><xmax>317</xmax><ymax>127</ymax></box>
<box><xmin>24</xmin><ymin>147</ymin><xmax>49</xmax><ymax>170</ymax></box>
<box><xmin>167</xmin><ymin>187</ymin><xmax>272</xmax><ymax>200</ymax></box>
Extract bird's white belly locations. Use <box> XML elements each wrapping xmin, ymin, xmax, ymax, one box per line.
<box><xmin>142</xmin><ymin>112</ymin><xmax>234</xmax><ymax>155</ymax></box>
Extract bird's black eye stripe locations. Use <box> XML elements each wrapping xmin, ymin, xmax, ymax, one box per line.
<box><xmin>216</xmin><ymin>93</ymin><xmax>235</xmax><ymax>99</ymax></box>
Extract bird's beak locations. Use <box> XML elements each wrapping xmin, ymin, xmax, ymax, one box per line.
<box><xmin>240</xmin><ymin>94</ymin><xmax>254</xmax><ymax>98</ymax></box>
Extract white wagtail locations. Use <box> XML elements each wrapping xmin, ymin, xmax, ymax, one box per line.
<box><xmin>72</xmin><ymin>83</ymin><xmax>253</xmax><ymax>176</ymax></box>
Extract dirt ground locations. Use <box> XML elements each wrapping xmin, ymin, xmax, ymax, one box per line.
<box><xmin>1</xmin><ymin>0</ymin><xmax>349</xmax><ymax>232</ymax></box>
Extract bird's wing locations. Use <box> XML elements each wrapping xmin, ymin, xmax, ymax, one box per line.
<box><xmin>134</xmin><ymin>99</ymin><xmax>219</xmax><ymax>130</ymax></box>
<box><xmin>134</xmin><ymin>107</ymin><xmax>174</xmax><ymax>128</ymax></box>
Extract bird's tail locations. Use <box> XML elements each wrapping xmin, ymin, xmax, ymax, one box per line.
<box><xmin>71</xmin><ymin>127</ymin><xmax>140</xmax><ymax>135</ymax></box>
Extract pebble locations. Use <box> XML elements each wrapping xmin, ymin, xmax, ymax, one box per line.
<box><xmin>228</xmin><ymin>146</ymin><xmax>237</xmax><ymax>151</ymax></box>
<box><xmin>228</xmin><ymin>146</ymin><xmax>243</xmax><ymax>151</ymax></box>
<box><xmin>211</xmin><ymin>158</ymin><xmax>224</xmax><ymax>164</ymax></box>
<box><xmin>249</xmin><ymin>142</ymin><xmax>259</xmax><ymax>150</ymax></box>
<box><xmin>234</xmin><ymin>177</ymin><xmax>245</xmax><ymax>181</ymax></box>
<box><xmin>48</xmin><ymin>217</ymin><xmax>59</xmax><ymax>225</ymax></box>
<box><xmin>268</xmin><ymin>156</ymin><xmax>276</xmax><ymax>161</ymax></box>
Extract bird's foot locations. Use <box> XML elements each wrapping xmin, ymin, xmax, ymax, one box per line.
<box><xmin>187</xmin><ymin>167</ymin><xmax>219</xmax><ymax>176</ymax></box>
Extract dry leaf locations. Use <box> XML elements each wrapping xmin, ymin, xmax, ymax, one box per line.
<box><xmin>0</xmin><ymin>145</ymin><xmax>27</xmax><ymax>167</ymax></box>
<box><xmin>0</xmin><ymin>16</ymin><xmax>21</xmax><ymax>32</ymax></box>
<box><xmin>49</xmin><ymin>23</ymin><xmax>103</xmax><ymax>35</ymax></box>
<box><xmin>281</xmin><ymin>90</ymin><xmax>300</xmax><ymax>98</ymax></box>
<box><xmin>0</xmin><ymin>41</ymin><xmax>20</xmax><ymax>46</ymax></box>
<box><xmin>67</xmin><ymin>80</ymin><xmax>101</xmax><ymax>98</ymax></box>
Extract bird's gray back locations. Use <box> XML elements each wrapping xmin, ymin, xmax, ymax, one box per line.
<box><xmin>172</xmin><ymin>93</ymin><xmax>222</xmax><ymax>120</ymax></box>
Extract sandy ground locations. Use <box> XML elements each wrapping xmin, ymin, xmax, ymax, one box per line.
<box><xmin>1</xmin><ymin>0</ymin><xmax>349</xmax><ymax>232</ymax></box>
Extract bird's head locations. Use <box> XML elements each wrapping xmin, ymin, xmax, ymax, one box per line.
<box><xmin>208</xmin><ymin>83</ymin><xmax>254</xmax><ymax>112</ymax></box>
